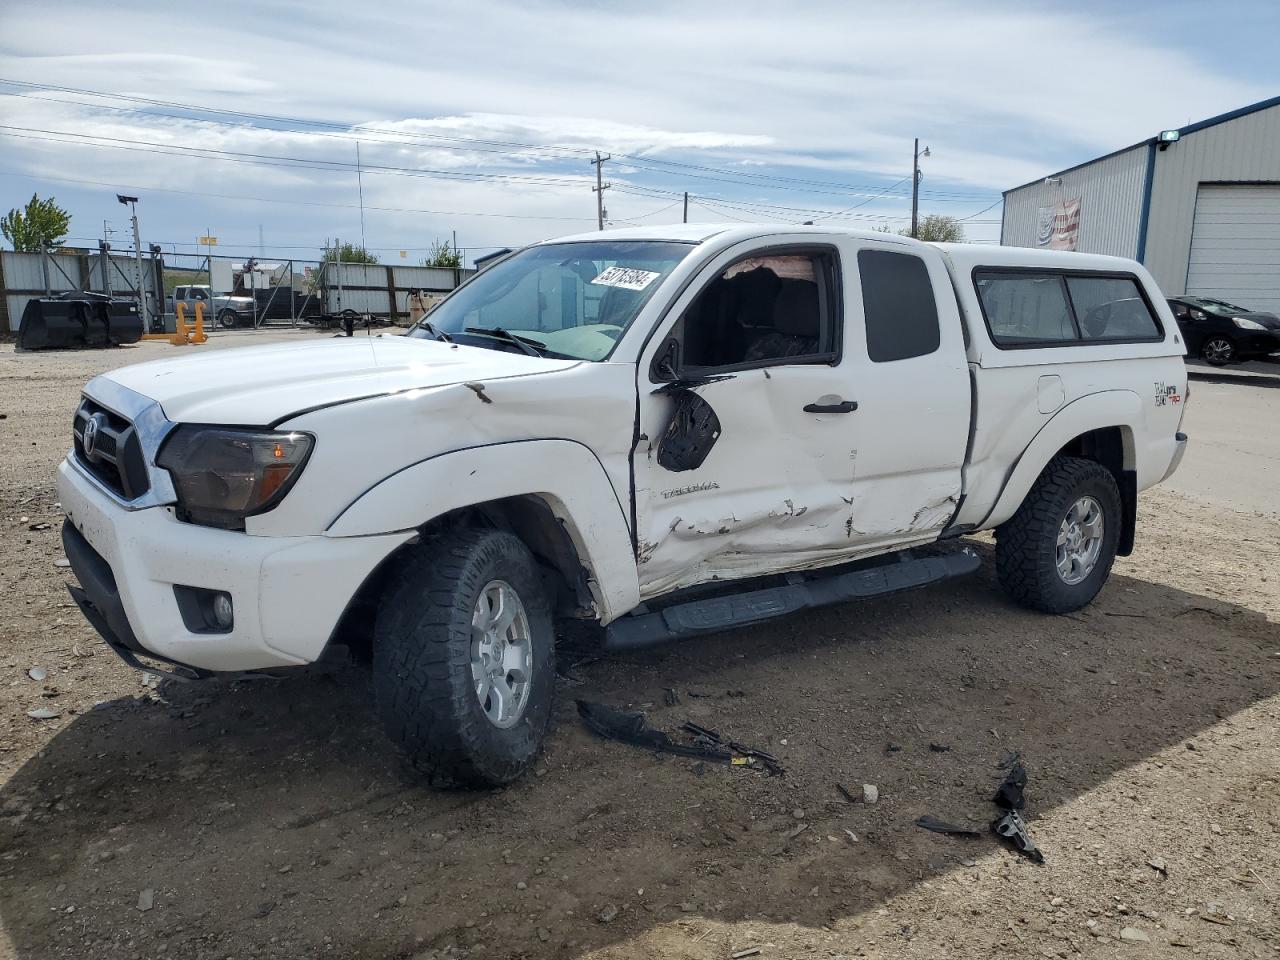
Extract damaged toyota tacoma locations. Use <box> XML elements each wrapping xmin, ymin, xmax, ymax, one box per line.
<box><xmin>58</xmin><ymin>226</ymin><xmax>1189</xmax><ymax>786</ymax></box>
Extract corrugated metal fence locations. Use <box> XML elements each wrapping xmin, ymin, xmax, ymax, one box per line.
<box><xmin>1</xmin><ymin>251</ymin><xmax>475</xmax><ymax>333</ymax></box>
<box><xmin>0</xmin><ymin>250</ymin><xmax>163</xmax><ymax>333</ymax></box>
<box><xmin>317</xmin><ymin>261</ymin><xmax>471</xmax><ymax>318</ymax></box>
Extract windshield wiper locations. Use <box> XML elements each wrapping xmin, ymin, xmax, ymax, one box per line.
<box><xmin>416</xmin><ymin>320</ymin><xmax>452</xmax><ymax>342</ymax></box>
<box><xmin>463</xmin><ymin>326</ymin><xmax>546</xmax><ymax>357</ymax></box>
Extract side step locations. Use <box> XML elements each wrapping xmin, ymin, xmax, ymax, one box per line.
<box><xmin>604</xmin><ymin>547</ymin><xmax>981</xmax><ymax>651</ymax></box>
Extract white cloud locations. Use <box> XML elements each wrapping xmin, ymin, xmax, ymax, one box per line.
<box><xmin>0</xmin><ymin>0</ymin><xmax>1271</xmax><ymax>253</ymax></box>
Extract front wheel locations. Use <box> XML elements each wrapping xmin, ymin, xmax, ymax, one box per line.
<box><xmin>373</xmin><ymin>529</ymin><xmax>555</xmax><ymax>788</ymax></box>
<box><xmin>1200</xmin><ymin>335</ymin><xmax>1236</xmax><ymax>365</ymax></box>
<box><xmin>216</xmin><ymin>309</ymin><xmax>238</xmax><ymax>329</ymax></box>
<box><xmin>996</xmin><ymin>456</ymin><xmax>1122</xmax><ymax>613</ymax></box>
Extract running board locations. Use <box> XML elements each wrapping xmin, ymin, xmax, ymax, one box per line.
<box><xmin>604</xmin><ymin>547</ymin><xmax>981</xmax><ymax>651</ymax></box>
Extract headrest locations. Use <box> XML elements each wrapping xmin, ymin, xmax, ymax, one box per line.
<box><xmin>773</xmin><ymin>280</ymin><xmax>820</xmax><ymax>337</ymax></box>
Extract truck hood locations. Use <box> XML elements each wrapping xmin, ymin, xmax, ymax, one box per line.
<box><xmin>93</xmin><ymin>335</ymin><xmax>581</xmax><ymax>425</ymax></box>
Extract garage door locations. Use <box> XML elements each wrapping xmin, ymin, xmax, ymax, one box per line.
<box><xmin>1186</xmin><ymin>184</ymin><xmax>1280</xmax><ymax>315</ymax></box>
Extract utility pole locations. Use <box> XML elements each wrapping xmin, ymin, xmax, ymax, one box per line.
<box><xmin>683</xmin><ymin>191</ymin><xmax>689</xmax><ymax>224</ymax></box>
<box><xmin>590</xmin><ymin>152</ymin><xmax>611</xmax><ymax>231</ymax></box>
<box><xmin>356</xmin><ymin>141</ymin><xmax>367</xmax><ymax>252</ymax></box>
<box><xmin>911</xmin><ymin>138</ymin><xmax>931</xmax><ymax>239</ymax></box>
<box><xmin>117</xmin><ymin>194</ymin><xmax>149</xmax><ymax>330</ymax></box>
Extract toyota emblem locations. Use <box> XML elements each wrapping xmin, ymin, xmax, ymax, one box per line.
<box><xmin>82</xmin><ymin>412</ymin><xmax>108</xmax><ymax>460</ymax></box>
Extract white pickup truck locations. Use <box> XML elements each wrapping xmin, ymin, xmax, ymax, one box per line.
<box><xmin>58</xmin><ymin>225</ymin><xmax>1188</xmax><ymax>787</ymax></box>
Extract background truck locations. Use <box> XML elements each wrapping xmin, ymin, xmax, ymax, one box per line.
<box><xmin>58</xmin><ymin>225</ymin><xmax>1188</xmax><ymax>789</ymax></box>
<box><xmin>170</xmin><ymin>284</ymin><xmax>256</xmax><ymax>329</ymax></box>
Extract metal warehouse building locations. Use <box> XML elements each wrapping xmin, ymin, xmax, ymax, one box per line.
<box><xmin>1001</xmin><ymin>95</ymin><xmax>1280</xmax><ymax>313</ymax></box>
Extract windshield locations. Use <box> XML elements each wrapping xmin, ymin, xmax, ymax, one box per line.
<box><xmin>407</xmin><ymin>240</ymin><xmax>694</xmax><ymax>360</ymax></box>
<box><xmin>1186</xmin><ymin>296</ymin><xmax>1248</xmax><ymax>316</ymax></box>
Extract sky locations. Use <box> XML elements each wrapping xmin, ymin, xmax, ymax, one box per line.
<box><xmin>0</xmin><ymin>0</ymin><xmax>1276</xmax><ymax>267</ymax></box>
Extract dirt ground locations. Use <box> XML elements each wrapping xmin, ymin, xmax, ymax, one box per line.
<box><xmin>1</xmin><ymin>336</ymin><xmax>1277</xmax><ymax>960</ymax></box>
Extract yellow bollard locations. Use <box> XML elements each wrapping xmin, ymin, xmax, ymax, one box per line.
<box><xmin>190</xmin><ymin>301</ymin><xmax>208</xmax><ymax>344</ymax></box>
<box><xmin>170</xmin><ymin>302</ymin><xmax>191</xmax><ymax>345</ymax></box>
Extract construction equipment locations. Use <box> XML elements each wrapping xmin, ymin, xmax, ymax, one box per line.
<box><xmin>15</xmin><ymin>291</ymin><xmax>144</xmax><ymax>351</ymax></box>
<box><xmin>147</xmin><ymin>302</ymin><xmax>207</xmax><ymax>345</ymax></box>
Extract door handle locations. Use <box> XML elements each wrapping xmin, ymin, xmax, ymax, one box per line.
<box><xmin>803</xmin><ymin>400</ymin><xmax>858</xmax><ymax>414</ymax></box>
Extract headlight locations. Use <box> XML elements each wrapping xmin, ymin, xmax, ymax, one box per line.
<box><xmin>157</xmin><ymin>426</ymin><xmax>313</xmax><ymax>529</ymax></box>
<box><xmin>1232</xmin><ymin>316</ymin><xmax>1266</xmax><ymax>331</ymax></box>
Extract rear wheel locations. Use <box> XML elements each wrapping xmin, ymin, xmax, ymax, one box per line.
<box><xmin>373</xmin><ymin>529</ymin><xmax>555</xmax><ymax>788</ymax></box>
<box><xmin>1200</xmin><ymin>335</ymin><xmax>1236</xmax><ymax>365</ymax></box>
<box><xmin>996</xmin><ymin>456</ymin><xmax>1122</xmax><ymax>613</ymax></box>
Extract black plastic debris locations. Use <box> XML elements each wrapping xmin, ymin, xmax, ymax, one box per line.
<box><xmin>915</xmin><ymin>815</ymin><xmax>981</xmax><ymax>837</ymax></box>
<box><xmin>992</xmin><ymin>809</ymin><xmax>1044</xmax><ymax>863</ymax></box>
<box><xmin>990</xmin><ymin>759</ymin><xmax>1044</xmax><ymax>863</ymax></box>
<box><xmin>681</xmin><ymin>720</ymin><xmax>784</xmax><ymax>775</ymax></box>
<box><xmin>575</xmin><ymin>701</ymin><xmax>782</xmax><ymax>774</ymax></box>
<box><xmin>994</xmin><ymin>761</ymin><xmax>1027</xmax><ymax>810</ymax></box>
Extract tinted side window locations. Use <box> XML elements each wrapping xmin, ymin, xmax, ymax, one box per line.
<box><xmin>975</xmin><ymin>273</ymin><xmax>1076</xmax><ymax>344</ymax></box>
<box><xmin>1068</xmin><ymin>276</ymin><xmax>1161</xmax><ymax>340</ymax></box>
<box><xmin>676</xmin><ymin>250</ymin><xmax>838</xmax><ymax>372</ymax></box>
<box><xmin>858</xmin><ymin>250</ymin><xmax>940</xmax><ymax>362</ymax></box>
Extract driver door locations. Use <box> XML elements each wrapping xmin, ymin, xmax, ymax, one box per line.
<box><xmin>631</xmin><ymin>238</ymin><xmax>863</xmax><ymax>597</ymax></box>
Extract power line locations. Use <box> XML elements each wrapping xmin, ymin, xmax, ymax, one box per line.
<box><xmin>0</xmin><ymin>125</ymin><xmax>593</xmax><ymax>188</ymax></box>
<box><xmin>956</xmin><ymin>197</ymin><xmax>1005</xmax><ymax>220</ymax></box>
<box><xmin>0</xmin><ymin>128</ymin><xmax>908</xmax><ymax>223</ymax></box>
<box><xmin>0</xmin><ymin>77</ymin><xmax>1000</xmax><ymax>201</ymax></box>
<box><xmin>0</xmin><ymin>123</ymin><xmax>1003</xmax><ymax>229</ymax></box>
<box><xmin>0</xmin><ymin>169</ymin><xmax>599</xmax><ymax>222</ymax></box>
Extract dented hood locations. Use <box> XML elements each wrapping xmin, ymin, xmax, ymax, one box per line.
<box><xmin>92</xmin><ymin>335</ymin><xmax>580</xmax><ymax>425</ymax></box>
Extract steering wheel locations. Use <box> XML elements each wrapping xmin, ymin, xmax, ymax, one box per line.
<box><xmin>596</xmin><ymin>324</ymin><xmax>624</xmax><ymax>341</ymax></box>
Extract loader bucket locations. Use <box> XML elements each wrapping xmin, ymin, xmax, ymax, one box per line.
<box><xmin>16</xmin><ymin>298</ymin><xmax>85</xmax><ymax>350</ymax></box>
<box><xmin>15</xmin><ymin>293</ymin><xmax>143</xmax><ymax>350</ymax></box>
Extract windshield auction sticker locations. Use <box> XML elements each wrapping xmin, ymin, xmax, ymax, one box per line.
<box><xmin>591</xmin><ymin>266</ymin><xmax>661</xmax><ymax>291</ymax></box>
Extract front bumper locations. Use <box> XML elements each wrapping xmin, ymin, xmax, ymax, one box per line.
<box><xmin>1237</xmin><ymin>330</ymin><xmax>1280</xmax><ymax>357</ymax></box>
<box><xmin>57</xmin><ymin>457</ymin><xmax>412</xmax><ymax>672</ymax></box>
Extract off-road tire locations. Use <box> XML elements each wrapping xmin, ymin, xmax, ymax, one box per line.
<box><xmin>373</xmin><ymin>529</ymin><xmax>555</xmax><ymax>788</ymax></box>
<box><xmin>216</xmin><ymin>309</ymin><xmax>238</xmax><ymax>329</ymax></box>
<box><xmin>996</xmin><ymin>456</ymin><xmax>1122</xmax><ymax>614</ymax></box>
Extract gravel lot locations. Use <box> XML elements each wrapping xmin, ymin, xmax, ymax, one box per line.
<box><xmin>1</xmin><ymin>335</ymin><xmax>1277</xmax><ymax>960</ymax></box>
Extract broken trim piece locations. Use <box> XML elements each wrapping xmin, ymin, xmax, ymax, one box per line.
<box><xmin>575</xmin><ymin>701</ymin><xmax>781</xmax><ymax>773</ymax></box>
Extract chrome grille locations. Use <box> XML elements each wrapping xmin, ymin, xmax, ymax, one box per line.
<box><xmin>73</xmin><ymin>397</ymin><xmax>151</xmax><ymax>500</ymax></box>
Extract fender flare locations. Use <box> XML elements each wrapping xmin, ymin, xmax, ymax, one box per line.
<box><xmin>324</xmin><ymin>439</ymin><xmax>639</xmax><ymax>624</ymax></box>
<box><xmin>981</xmin><ymin>390</ymin><xmax>1141</xmax><ymax>530</ymax></box>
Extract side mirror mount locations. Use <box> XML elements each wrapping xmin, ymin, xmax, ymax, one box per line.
<box><xmin>651</xmin><ymin>336</ymin><xmax>680</xmax><ymax>382</ymax></box>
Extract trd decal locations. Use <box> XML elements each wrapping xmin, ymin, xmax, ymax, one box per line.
<box><xmin>1154</xmin><ymin>381</ymin><xmax>1182</xmax><ymax>407</ymax></box>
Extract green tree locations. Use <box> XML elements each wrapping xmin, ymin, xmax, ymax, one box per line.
<box><xmin>319</xmin><ymin>241</ymin><xmax>379</xmax><ymax>264</ymax></box>
<box><xmin>422</xmin><ymin>240</ymin><xmax>462</xmax><ymax>269</ymax></box>
<box><xmin>1</xmin><ymin>194</ymin><xmax>72</xmax><ymax>252</ymax></box>
<box><xmin>900</xmin><ymin>214</ymin><xmax>964</xmax><ymax>243</ymax></box>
